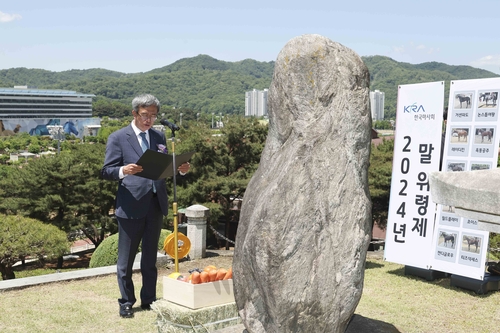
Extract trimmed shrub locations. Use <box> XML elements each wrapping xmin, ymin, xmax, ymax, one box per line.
<box><xmin>89</xmin><ymin>229</ymin><xmax>172</xmax><ymax>268</ymax></box>
<box><xmin>0</xmin><ymin>214</ymin><xmax>69</xmax><ymax>280</ymax></box>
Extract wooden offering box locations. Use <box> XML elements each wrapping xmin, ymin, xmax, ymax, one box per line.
<box><xmin>163</xmin><ymin>276</ymin><xmax>235</xmax><ymax>310</ymax></box>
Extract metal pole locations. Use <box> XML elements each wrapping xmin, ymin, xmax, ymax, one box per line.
<box><xmin>169</xmin><ymin>129</ymin><xmax>180</xmax><ymax>272</ymax></box>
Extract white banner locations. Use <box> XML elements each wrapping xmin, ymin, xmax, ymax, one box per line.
<box><xmin>429</xmin><ymin>78</ymin><xmax>500</xmax><ymax>280</ymax></box>
<box><xmin>384</xmin><ymin>81</ymin><xmax>444</xmax><ymax>268</ymax></box>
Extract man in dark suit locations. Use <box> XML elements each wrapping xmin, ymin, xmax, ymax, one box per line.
<box><xmin>101</xmin><ymin>94</ymin><xmax>169</xmax><ymax>318</ymax></box>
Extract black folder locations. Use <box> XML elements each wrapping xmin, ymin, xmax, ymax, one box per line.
<box><xmin>135</xmin><ymin>149</ymin><xmax>194</xmax><ymax>180</ymax></box>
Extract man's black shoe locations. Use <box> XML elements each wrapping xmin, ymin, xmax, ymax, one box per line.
<box><xmin>119</xmin><ymin>304</ymin><xmax>134</xmax><ymax>318</ymax></box>
<box><xmin>140</xmin><ymin>303</ymin><xmax>152</xmax><ymax>311</ymax></box>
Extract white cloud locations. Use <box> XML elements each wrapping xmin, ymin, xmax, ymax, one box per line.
<box><xmin>470</xmin><ymin>55</ymin><xmax>500</xmax><ymax>74</ymax></box>
<box><xmin>471</xmin><ymin>54</ymin><xmax>500</xmax><ymax>67</ymax></box>
<box><xmin>392</xmin><ymin>45</ymin><xmax>405</xmax><ymax>54</ymax></box>
<box><xmin>411</xmin><ymin>43</ymin><xmax>439</xmax><ymax>55</ymax></box>
<box><xmin>392</xmin><ymin>43</ymin><xmax>439</xmax><ymax>56</ymax></box>
<box><xmin>0</xmin><ymin>11</ymin><xmax>22</xmax><ymax>23</ymax></box>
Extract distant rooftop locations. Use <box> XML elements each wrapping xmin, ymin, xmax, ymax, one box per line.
<box><xmin>0</xmin><ymin>87</ymin><xmax>95</xmax><ymax>98</ymax></box>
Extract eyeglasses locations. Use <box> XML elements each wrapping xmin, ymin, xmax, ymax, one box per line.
<box><xmin>137</xmin><ymin>113</ymin><xmax>158</xmax><ymax>121</ymax></box>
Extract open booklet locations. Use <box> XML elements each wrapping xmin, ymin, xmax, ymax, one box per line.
<box><xmin>135</xmin><ymin>149</ymin><xmax>194</xmax><ymax>180</ymax></box>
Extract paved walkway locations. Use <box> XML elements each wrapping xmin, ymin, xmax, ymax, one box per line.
<box><xmin>0</xmin><ymin>249</ymin><xmax>235</xmax><ymax>292</ymax></box>
<box><xmin>0</xmin><ymin>256</ymin><xmax>142</xmax><ymax>292</ymax></box>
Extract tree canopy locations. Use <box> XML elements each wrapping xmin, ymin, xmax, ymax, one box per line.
<box><xmin>0</xmin><ymin>214</ymin><xmax>69</xmax><ymax>280</ymax></box>
<box><xmin>161</xmin><ymin>116</ymin><xmax>268</xmax><ymax>241</ymax></box>
<box><xmin>0</xmin><ymin>144</ymin><xmax>117</xmax><ymax>246</ymax></box>
<box><xmin>369</xmin><ymin>138</ymin><xmax>395</xmax><ymax>230</ymax></box>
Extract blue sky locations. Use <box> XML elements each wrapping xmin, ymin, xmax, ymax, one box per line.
<box><xmin>1</xmin><ymin>0</ymin><xmax>499</xmax><ymax>74</ymax></box>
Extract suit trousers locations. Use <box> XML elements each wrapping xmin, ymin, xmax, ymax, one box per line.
<box><xmin>116</xmin><ymin>195</ymin><xmax>163</xmax><ymax>306</ymax></box>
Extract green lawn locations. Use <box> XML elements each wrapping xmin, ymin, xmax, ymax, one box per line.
<box><xmin>1</xmin><ymin>256</ymin><xmax>499</xmax><ymax>333</ymax></box>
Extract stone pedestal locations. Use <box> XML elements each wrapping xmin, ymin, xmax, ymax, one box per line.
<box><xmin>152</xmin><ymin>299</ymin><xmax>241</xmax><ymax>333</ymax></box>
<box><xmin>185</xmin><ymin>204</ymin><xmax>209</xmax><ymax>259</ymax></box>
<box><xmin>429</xmin><ymin>168</ymin><xmax>500</xmax><ymax>232</ymax></box>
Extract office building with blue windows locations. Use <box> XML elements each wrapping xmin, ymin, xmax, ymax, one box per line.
<box><xmin>0</xmin><ymin>86</ymin><xmax>100</xmax><ymax>138</ymax></box>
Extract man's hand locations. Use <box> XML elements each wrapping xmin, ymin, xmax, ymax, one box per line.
<box><xmin>123</xmin><ymin>163</ymin><xmax>144</xmax><ymax>175</ymax></box>
<box><xmin>178</xmin><ymin>162</ymin><xmax>190</xmax><ymax>175</ymax></box>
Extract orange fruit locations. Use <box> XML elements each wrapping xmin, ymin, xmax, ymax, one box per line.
<box><xmin>191</xmin><ymin>272</ymin><xmax>201</xmax><ymax>284</ymax></box>
<box><xmin>200</xmin><ymin>271</ymin><xmax>210</xmax><ymax>283</ymax></box>
<box><xmin>208</xmin><ymin>269</ymin><xmax>217</xmax><ymax>282</ymax></box>
<box><xmin>216</xmin><ymin>268</ymin><xmax>227</xmax><ymax>281</ymax></box>
<box><xmin>203</xmin><ymin>265</ymin><xmax>217</xmax><ymax>272</ymax></box>
<box><xmin>223</xmin><ymin>267</ymin><xmax>232</xmax><ymax>280</ymax></box>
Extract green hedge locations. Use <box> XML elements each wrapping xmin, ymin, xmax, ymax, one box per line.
<box><xmin>89</xmin><ymin>229</ymin><xmax>171</xmax><ymax>268</ymax></box>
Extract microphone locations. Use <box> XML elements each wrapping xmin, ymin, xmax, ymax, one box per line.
<box><xmin>160</xmin><ymin>119</ymin><xmax>180</xmax><ymax>131</ymax></box>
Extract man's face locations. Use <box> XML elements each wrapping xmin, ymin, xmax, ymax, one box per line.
<box><xmin>133</xmin><ymin>105</ymin><xmax>158</xmax><ymax>132</ymax></box>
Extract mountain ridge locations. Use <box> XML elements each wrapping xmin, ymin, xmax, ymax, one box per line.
<box><xmin>0</xmin><ymin>54</ymin><xmax>498</xmax><ymax>119</ymax></box>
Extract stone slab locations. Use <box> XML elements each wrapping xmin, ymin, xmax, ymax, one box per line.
<box><xmin>429</xmin><ymin>169</ymin><xmax>500</xmax><ymax>232</ymax></box>
<box><xmin>454</xmin><ymin>208</ymin><xmax>500</xmax><ymax>233</ymax></box>
<box><xmin>153</xmin><ymin>299</ymin><xmax>241</xmax><ymax>333</ymax></box>
<box><xmin>211</xmin><ymin>314</ymin><xmax>401</xmax><ymax>333</ymax></box>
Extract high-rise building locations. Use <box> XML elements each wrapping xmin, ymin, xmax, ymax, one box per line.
<box><xmin>370</xmin><ymin>90</ymin><xmax>385</xmax><ymax>121</ymax></box>
<box><xmin>245</xmin><ymin>89</ymin><xmax>268</xmax><ymax>117</ymax></box>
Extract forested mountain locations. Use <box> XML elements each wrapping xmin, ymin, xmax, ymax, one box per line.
<box><xmin>0</xmin><ymin>54</ymin><xmax>498</xmax><ymax>119</ymax></box>
<box><xmin>0</xmin><ymin>68</ymin><xmax>128</xmax><ymax>88</ymax></box>
<box><xmin>363</xmin><ymin>56</ymin><xmax>499</xmax><ymax>118</ymax></box>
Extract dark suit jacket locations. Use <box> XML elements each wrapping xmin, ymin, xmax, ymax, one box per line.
<box><xmin>101</xmin><ymin>124</ymin><xmax>169</xmax><ymax>219</ymax></box>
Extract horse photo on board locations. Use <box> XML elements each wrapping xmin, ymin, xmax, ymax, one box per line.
<box><xmin>454</xmin><ymin>93</ymin><xmax>473</xmax><ymax>109</ymax></box>
<box><xmin>446</xmin><ymin>162</ymin><xmax>466</xmax><ymax>172</ymax></box>
<box><xmin>462</xmin><ymin>235</ymin><xmax>481</xmax><ymax>253</ymax></box>
<box><xmin>439</xmin><ymin>231</ymin><xmax>457</xmax><ymax>249</ymax></box>
<box><xmin>477</xmin><ymin>91</ymin><xmax>498</xmax><ymax>108</ymax></box>
<box><xmin>474</xmin><ymin>127</ymin><xmax>494</xmax><ymax>144</ymax></box>
<box><xmin>471</xmin><ymin>162</ymin><xmax>491</xmax><ymax>171</ymax></box>
<box><xmin>450</xmin><ymin>128</ymin><xmax>469</xmax><ymax>143</ymax></box>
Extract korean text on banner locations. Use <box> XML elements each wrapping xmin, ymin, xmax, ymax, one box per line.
<box><xmin>384</xmin><ymin>81</ymin><xmax>444</xmax><ymax>269</ymax></box>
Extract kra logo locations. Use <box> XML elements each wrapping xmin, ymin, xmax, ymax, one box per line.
<box><xmin>404</xmin><ymin>103</ymin><xmax>425</xmax><ymax>113</ymax></box>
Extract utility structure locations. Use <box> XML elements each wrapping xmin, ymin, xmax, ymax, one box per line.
<box><xmin>46</xmin><ymin>125</ymin><xmax>64</xmax><ymax>154</ymax></box>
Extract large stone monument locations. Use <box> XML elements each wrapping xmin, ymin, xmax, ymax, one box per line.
<box><xmin>233</xmin><ymin>34</ymin><xmax>372</xmax><ymax>333</ymax></box>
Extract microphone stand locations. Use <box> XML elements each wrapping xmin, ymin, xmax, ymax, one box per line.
<box><xmin>168</xmin><ymin>127</ymin><xmax>180</xmax><ymax>273</ymax></box>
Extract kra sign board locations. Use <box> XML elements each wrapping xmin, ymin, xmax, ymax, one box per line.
<box><xmin>384</xmin><ymin>81</ymin><xmax>444</xmax><ymax>269</ymax></box>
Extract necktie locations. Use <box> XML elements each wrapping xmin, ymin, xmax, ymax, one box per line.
<box><xmin>139</xmin><ymin>132</ymin><xmax>149</xmax><ymax>152</ymax></box>
<box><xmin>139</xmin><ymin>132</ymin><xmax>156</xmax><ymax>193</ymax></box>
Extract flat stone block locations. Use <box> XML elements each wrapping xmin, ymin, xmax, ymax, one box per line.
<box><xmin>477</xmin><ymin>221</ymin><xmax>500</xmax><ymax>233</ymax></box>
<box><xmin>450</xmin><ymin>273</ymin><xmax>500</xmax><ymax>294</ymax></box>
<box><xmin>152</xmin><ymin>299</ymin><xmax>241</xmax><ymax>333</ymax></box>
<box><xmin>404</xmin><ymin>265</ymin><xmax>449</xmax><ymax>281</ymax></box>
